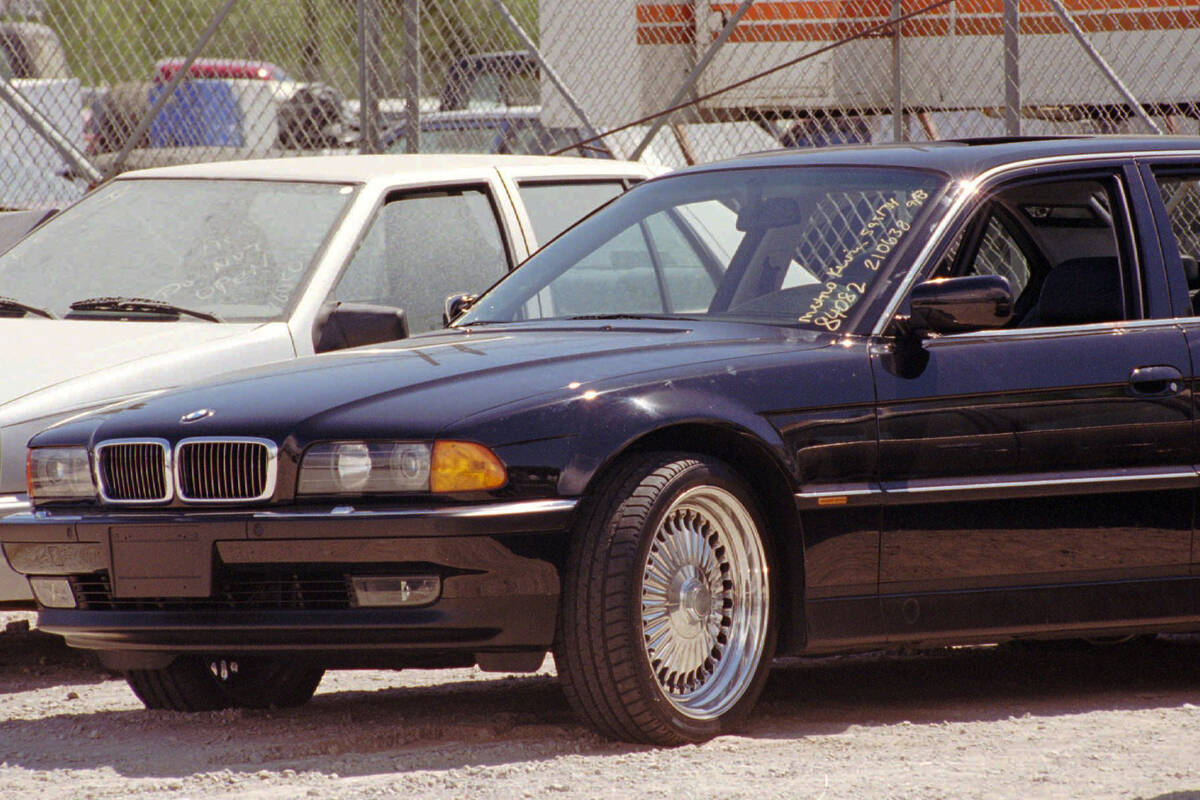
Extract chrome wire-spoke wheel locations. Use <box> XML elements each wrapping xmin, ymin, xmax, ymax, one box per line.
<box><xmin>639</xmin><ymin>484</ymin><xmax>769</xmax><ymax>720</ymax></box>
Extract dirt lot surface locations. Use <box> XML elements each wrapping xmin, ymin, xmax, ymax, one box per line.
<box><xmin>1</xmin><ymin>611</ymin><xmax>1199</xmax><ymax>800</ymax></box>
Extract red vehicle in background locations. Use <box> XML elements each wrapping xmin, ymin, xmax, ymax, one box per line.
<box><xmin>153</xmin><ymin>58</ymin><xmax>291</xmax><ymax>84</ymax></box>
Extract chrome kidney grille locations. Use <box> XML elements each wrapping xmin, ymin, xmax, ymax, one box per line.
<box><xmin>175</xmin><ymin>438</ymin><xmax>277</xmax><ymax>502</ymax></box>
<box><xmin>96</xmin><ymin>439</ymin><xmax>172</xmax><ymax>503</ymax></box>
<box><xmin>93</xmin><ymin>437</ymin><xmax>276</xmax><ymax>504</ymax></box>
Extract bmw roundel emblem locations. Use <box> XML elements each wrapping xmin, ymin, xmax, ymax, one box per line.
<box><xmin>180</xmin><ymin>408</ymin><xmax>214</xmax><ymax>424</ymax></box>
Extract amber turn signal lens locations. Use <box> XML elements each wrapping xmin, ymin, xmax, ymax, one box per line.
<box><xmin>430</xmin><ymin>441</ymin><xmax>506</xmax><ymax>493</ymax></box>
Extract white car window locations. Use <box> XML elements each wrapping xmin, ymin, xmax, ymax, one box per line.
<box><xmin>333</xmin><ymin>186</ymin><xmax>509</xmax><ymax>334</ymax></box>
<box><xmin>518</xmin><ymin>181</ymin><xmax>625</xmax><ymax>246</ymax></box>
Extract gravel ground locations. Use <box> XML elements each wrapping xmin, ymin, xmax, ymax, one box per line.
<box><xmin>2</xmin><ymin>610</ymin><xmax>1199</xmax><ymax>800</ymax></box>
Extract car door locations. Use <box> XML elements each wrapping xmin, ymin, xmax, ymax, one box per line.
<box><xmin>1139</xmin><ymin>157</ymin><xmax>1200</xmax><ymax>576</ymax></box>
<box><xmin>325</xmin><ymin>180</ymin><xmax>519</xmax><ymax>336</ymax></box>
<box><xmin>872</xmin><ymin>162</ymin><xmax>1194</xmax><ymax>639</ymax></box>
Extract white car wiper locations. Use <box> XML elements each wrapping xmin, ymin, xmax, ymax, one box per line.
<box><xmin>0</xmin><ymin>295</ymin><xmax>54</xmax><ymax>318</ymax></box>
<box><xmin>69</xmin><ymin>296</ymin><xmax>221</xmax><ymax>323</ymax></box>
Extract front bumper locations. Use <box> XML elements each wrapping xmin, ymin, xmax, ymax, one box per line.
<box><xmin>0</xmin><ymin>499</ymin><xmax>575</xmax><ymax>664</ymax></box>
<box><xmin>0</xmin><ymin>493</ymin><xmax>33</xmax><ymax>602</ymax></box>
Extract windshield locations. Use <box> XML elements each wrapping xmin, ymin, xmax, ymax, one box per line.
<box><xmin>460</xmin><ymin>166</ymin><xmax>947</xmax><ymax>332</ymax></box>
<box><xmin>0</xmin><ymin>178</ymin><xmax>357</xmax><ymax>320</ymax></box>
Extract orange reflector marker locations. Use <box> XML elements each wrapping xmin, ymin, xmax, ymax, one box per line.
<box><xmin>430</xmin><ymin>441</ymin><xmax>507</xmax><ymax>493</ymax></box>
<box><xmin>817</xmin><ymin>496</ymin><xmax>848</xmax><ymax>507</ymax></box>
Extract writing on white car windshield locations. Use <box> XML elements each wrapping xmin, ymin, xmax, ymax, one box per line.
<box><xmin>0</xmin><ymin>179</ymin><xmax>357</xmax><ymax>321</ymax></box>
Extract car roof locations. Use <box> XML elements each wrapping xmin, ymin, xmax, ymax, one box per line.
<box><xmin>677</xmin><ymin>136</ymin><xmax>1200</xmax><ymax>180</ymax></box>
<box><xmin>117</xmin><ymin>153</ymin><xmax>649</xmax><ymax>183</ymax></box>
<box><xmin>418</xmin><ymin>107</ymin><xmax>542</xmax><ymax>124</ymax></box>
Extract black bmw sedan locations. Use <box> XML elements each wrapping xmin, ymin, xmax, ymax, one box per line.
<box><xmin>6</xmin><ymin>136</ymin><xmax>1200</xmax><ymax>745</ymax></box>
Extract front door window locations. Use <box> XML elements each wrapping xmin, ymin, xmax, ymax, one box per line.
<box><xmin>332</xmin><ymin>186</ymin><xmax>509</xmax><ymax>334</ymax></box>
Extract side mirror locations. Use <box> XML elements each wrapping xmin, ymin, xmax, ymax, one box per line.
<box><xmin>442</xmin><ymin>292</ymin><xmax>477</xmax><ymax>327</ymax></box>
<box><xmin>313</xmin><ymin>301</ymin><xmax>408</xmax><ymax>353</ymax></box>
<box><xmin>906</xmin><ymin>274</ymin><xmax>1013</xmax><ymax>335</ymax></box>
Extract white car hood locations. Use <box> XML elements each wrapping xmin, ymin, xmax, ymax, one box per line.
<box><xmin>1</xmin><ymin>319</ymin><xmax>256</xmax><ymax>407</ymax></box>
<box><xmin>0</xmin><ymin>318</ymin><xmax>297</xmax><ymax>494</ymax></box>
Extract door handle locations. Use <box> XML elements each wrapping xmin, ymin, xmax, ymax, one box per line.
<box><xmin>1128</xmin><ymin>365</ymin><xmax>1183</xmax><ymax>396</ymax></box>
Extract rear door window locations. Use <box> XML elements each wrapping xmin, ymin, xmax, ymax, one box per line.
<box><xmin>517</xmin><ymin>181</ymin><xmax>626</xmax><ymax>247</ymax></box>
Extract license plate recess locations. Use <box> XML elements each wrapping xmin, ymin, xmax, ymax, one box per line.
<box><xmin>110</xmin><ymin>525</ymin><xmax>220</xmax><ymax>598</ymax></box>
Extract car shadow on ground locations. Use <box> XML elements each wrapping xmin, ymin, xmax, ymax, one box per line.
<box><xmin>0</xmin><ymin>618</ymin><xmax>105</xmax><ymax>694</ymax></box>
<box><xmin>749</xmin><ymin>635</ymin><xmax>1200</xmax><ymax>736</ymax></box>
<box><xmin>0</xmin><ymin>635</ymin><xmax>1198</xmax><ymax>780</ymax></box>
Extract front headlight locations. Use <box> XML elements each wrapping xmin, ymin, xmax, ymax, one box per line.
<box><xmin>26</xmin><ymin>446</ymin><xmax>95</xmax><ymax>501</ymax></box>
<box><xmin>297</xmin><ymin>440</ymin><xmax>506</xmax><ymax>495</ymax></box>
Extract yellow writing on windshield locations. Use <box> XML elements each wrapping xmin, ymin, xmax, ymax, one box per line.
<box><xmin>797</xmin><ymin>189</ymin><xmax>928</xmax><ymax>331</ymax></box>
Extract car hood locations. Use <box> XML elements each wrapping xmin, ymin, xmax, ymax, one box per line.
<box><xmin>0</xmin><ymin>318</ymin><xmax>263</xmax><ymax>412</ymax></box>
<box><xmin>0</xmin><ymin>319</ymin><xmax>296</xmax><ymax>494</ymax></box>
<box><xmin>64</xmin><ymin>321</ymin><xmax>833</xmax><ymax>444</ymax></box>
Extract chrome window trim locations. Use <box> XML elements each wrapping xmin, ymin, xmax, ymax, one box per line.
<box><xmin>870</xmin><ymin>148</ymin><xmax>1200</xmax><ymax>336</ymax></box>
<box><xmin>174</xmin><ymin>436</ymin><xmax>278</xmax><ymax>504</ymax></box>
<box><xmin>925</xmin><ymin>316</ymin><xmax>1182</xmax><ymax>343</ymax></box>
<box><xmin>93</xmin><ymin>438</ymin><xmax>173</xmax><ymax>505</ymax></box>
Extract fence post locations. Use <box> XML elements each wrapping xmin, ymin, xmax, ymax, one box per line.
<box><xmin>1003</xmin><ymin>0</ymin><xmax>1020</xmax><ymax>135</ymax></box>
<box><xmin>891</xmin><ymin>0</ymin><xmax>904</xmax><ymax>142</ymax></box>
<box><xmin>402</xmin><ymin>0</ymin><xmax>420</xmax><ymax>154</ymax></box>
<box><xmin>357</xmin><ymin>0</ymin><xmax>382</xmax><ymax>153</ymax></box>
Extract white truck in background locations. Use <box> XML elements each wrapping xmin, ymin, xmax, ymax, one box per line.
<box><xmin>0</xmin><ymin>19</ymin><xmax>86</xmax><ymax>209</ymax></box>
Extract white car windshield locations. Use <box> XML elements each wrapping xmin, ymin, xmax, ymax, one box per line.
<box><xmin>460</xmin><ymin>165</ymin><xmax>947</xmax><ymax>332</ymax></box>
<box><xmin>0</xmin><ymin>178</ymin><xmax>357</xmax><ymax>321</ymax></box>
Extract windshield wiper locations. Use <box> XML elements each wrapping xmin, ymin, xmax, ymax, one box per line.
<box><xmin>0</xmin><ymin>296</ymin><xmax>54</xmax><ymax>319</ymax></box>
<box><xmin>69</xmin><ymin>296</ymin><xmax>221</xmax><ymax>323</ymax></box>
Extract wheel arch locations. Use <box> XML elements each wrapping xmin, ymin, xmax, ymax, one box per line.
<box><xmin>583</xmin><ymin>421</ymin><xmax>808</xmax><ymax>654</ymax></box>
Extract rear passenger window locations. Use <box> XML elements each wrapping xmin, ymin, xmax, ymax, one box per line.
<box><xmin>518</xmin><ymin>181</ymin><xmax>625</xmax><ymax>247</ymax></box>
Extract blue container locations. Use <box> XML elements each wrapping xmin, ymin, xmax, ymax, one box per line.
<box><xmin>147</xmin><ymin>80</ymin><xmax>244</xmax><ymax>147</ymax></box>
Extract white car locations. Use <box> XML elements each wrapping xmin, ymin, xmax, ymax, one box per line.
<box><xmin>0</xmin><ymin>153</ymin><xmax>656</xmax><ymax>601</ymax></box>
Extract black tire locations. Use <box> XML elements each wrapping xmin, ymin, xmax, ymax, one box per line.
<box><xmin>555</xmin><ymin>452</ymin><xmax>776</xmax><ymax>744</ymax></box>
<box><xmin>125</xmin><ymin>655</ymin><xmax>324</xmax><ymax>712</ymax></box>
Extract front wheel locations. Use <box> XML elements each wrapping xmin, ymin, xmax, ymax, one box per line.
<box><xmin>126</xmin><ymin>655</ymin><xmax>324</xmax><ymax>711</ymax></box>
<box><xmin>556</xmin><ymin>453</ymin><xmax>775</xmax><ymax>744</ymax></box>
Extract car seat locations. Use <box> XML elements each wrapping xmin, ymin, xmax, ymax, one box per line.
<box><xmin>1018</xmin><ymin>256</ymin><xmax>1122</xmax><ymax>327</ymax></box>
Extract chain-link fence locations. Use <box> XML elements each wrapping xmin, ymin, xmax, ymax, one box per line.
<box><xmin>0</xmin><ymin>0</ymin><xmax>1198</xmax><ymax>210</ymax></box>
